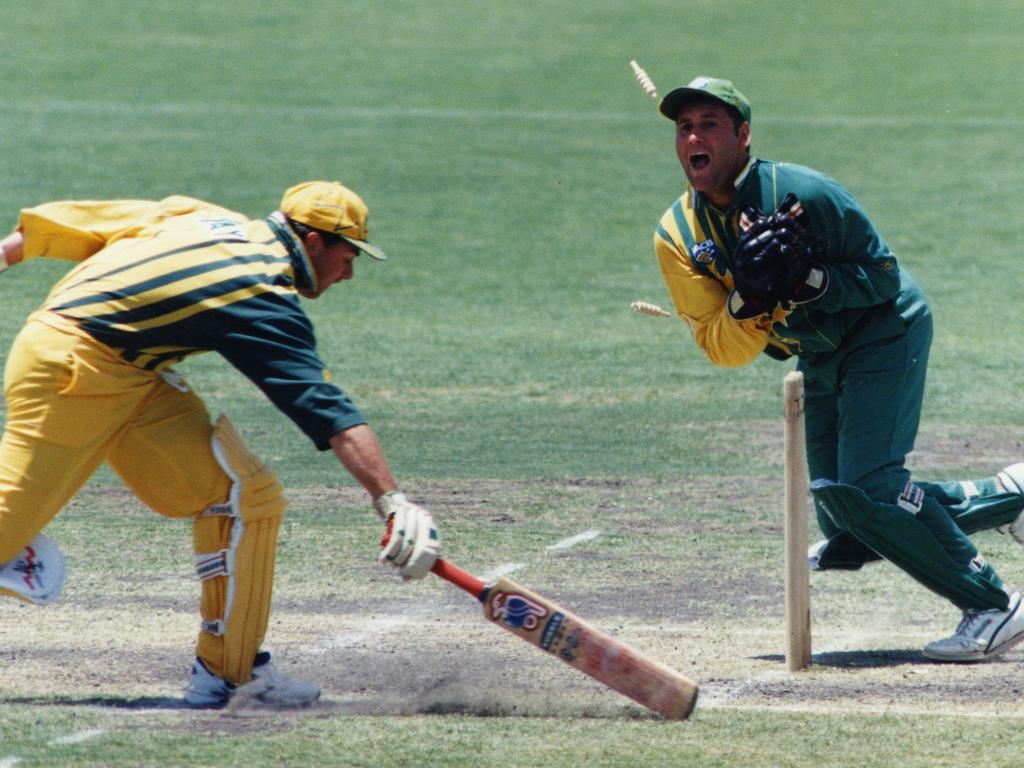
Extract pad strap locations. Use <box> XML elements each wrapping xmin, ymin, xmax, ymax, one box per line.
<box><xmin>194</xmin><ymin>549</ymin><xmax>232</xmax><ymax>581</ymax></box>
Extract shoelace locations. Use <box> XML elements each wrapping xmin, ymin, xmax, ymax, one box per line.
<box><xmin>955</xmin><ymin>608</ymin><xmax>996</xmax><ymax>639</ymax></box>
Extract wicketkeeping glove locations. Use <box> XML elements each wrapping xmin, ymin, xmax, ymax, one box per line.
<box><xmin>375</xmin><ymin>491</ymin><xmax>441</xmax><ymax>580</ymax></box>
<box><xmin>728</xmin><ymin>193</ymin><xmax>827</xmax><ymax>319</ymax></box>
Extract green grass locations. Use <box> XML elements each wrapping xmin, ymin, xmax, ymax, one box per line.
<box><xmin>1</xmin><ymin>707</ymin><xmax>1022</xmax><ymax>768</ymax></box>
<box><xmin>1</xmin><ymin>1</ymin><xmax>1024</xmax><ymax>766</ymax></box>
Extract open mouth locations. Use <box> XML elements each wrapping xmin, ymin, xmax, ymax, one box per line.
<box><xmin>690</xmin><ymin>153</ymin><xmax>710</xmax><ymax>170</ymax></box>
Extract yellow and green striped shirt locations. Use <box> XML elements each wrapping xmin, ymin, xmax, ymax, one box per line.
<box><xmin>19</xmin><ymin>197</ymin><xmax>365</xmax><ymax>449</ymax></box>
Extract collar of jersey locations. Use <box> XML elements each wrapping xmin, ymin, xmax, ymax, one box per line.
<box><xmin>267</xmin><ymin>211</ymin><xmax>316</xmax><ymax>293</ymax></box>
<box><xmin>691</xmin><ymin>157</ymin><xmax>759</xmax><ymax>214</ymax></box>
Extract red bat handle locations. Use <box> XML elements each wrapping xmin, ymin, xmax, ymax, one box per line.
<box><xmin>431</xmin><ymin>558</ymin><xmax>487</xmax><ymax>601</ymax></box>
<box><xmin>383</xmin><ymin>523</ymin><xmax>487</xmax><ymax>600</ymax></box>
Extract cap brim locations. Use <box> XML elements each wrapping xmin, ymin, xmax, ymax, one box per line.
<box><xmin>340</xmin><ymin>235</ymin><xmax>387</xmax><ymax>261</ymax></box>
<box><xmin>658</xmin><ymin>87</ymin><xmax>713</xmax><ymax>120</ymax></box>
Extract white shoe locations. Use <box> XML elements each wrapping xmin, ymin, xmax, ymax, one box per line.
<box><xmin>183</xmin><ymin>657</ymin><xmax>233</xmax><ymax>708</ymax></box>
<box><xmin>996</xmin><ymin>464</ymin><xmax>1024</xmax><ymax>544</ymax></box>
<box><xmin>236</xmin><ymin>651</ymin><xmax>321</xmax><ymax>707</ymax></box>
<box><xmin>0</xmin><ymin>534</ymin><xmax>66</xmax><ymax>605</ymax></box>
<box><xmin>807</xmin><ymin>540</ymin><xmax>829</xmax><ymax>571</ymax></box>
<box><xmin>183</xmin><ymin>651</ymin><xmax>320</xmax><ymax>708</ymax></box>
<box><xmin>806</xmin><ymin>534</ymin><xmax>881</xmax><ymax>571</ymax></box>
<box><xmin>923</xmin><ymin>591</ymin><xmax>1024</xmax><ymax>662</ymax></box>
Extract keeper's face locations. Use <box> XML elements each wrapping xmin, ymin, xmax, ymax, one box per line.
<box><xmin>674</xmin><ymin>102</ymin><xmax>750</xmax><ymax>210</ymax></box>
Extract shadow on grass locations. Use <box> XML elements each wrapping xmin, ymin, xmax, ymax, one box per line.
<box><xmin>0</xmin><ymin>694</ymin><xmax>420</xmax><ymax>716</ymax></box>
<box><xmin>0</xmin><ymin>695</ymin><xmax>189</xmax><ymax>709</ymax></box>
<box><xmin>755</xmin><ymin>649</ymin><xmax>927</xmax><ymax>668</ymax></box>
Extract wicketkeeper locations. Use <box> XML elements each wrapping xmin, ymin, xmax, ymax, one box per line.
<box><xmin>650</xmin><ymin>76</ymin><xmax>1024</xmax><ymax>661</ymax></box>
<box><xmin>0</xmin><ymin>181</ymin><xmax>441</xmax><ymax>706</ymax></box>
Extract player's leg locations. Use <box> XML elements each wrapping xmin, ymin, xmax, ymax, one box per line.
<box><xmin>0</xmin><ymin>320</ymin><xmax>155</xmax><ymax>599</ymax></box>
<box><xmin>833</xmin><ymin>319</ymin><xmax>993</xmax><ymax>584</ymax></box>
<box><xmin>811</xmin><ymin>480</ymin><xmax>1024</xmax><ymax>661</ymax></box>
<box><xmin>822</xmin><ymin>314</ymin><xmax>1024</xmax><ymax>658</ymax></box>
<box><xmin>916</xmin><ymin>466</ymin><xmax>1024</xmax><ymax>539</ymax></box>
<box><xmin>107</xmin><ymin>385</ymin><xmax>317</xmax><ymax>706</ymax></box>
<box><xmin>802</xmin><ymin>360</ymin><xmax>880</xmax><ymax>571</ymax></box>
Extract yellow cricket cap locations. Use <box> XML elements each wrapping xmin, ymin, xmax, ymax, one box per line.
<box><xmin>280</xmin><ymin>180</ymin><xmax>386</xmax><ymax>260</ymax></box>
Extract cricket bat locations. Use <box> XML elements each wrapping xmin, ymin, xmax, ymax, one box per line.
<box><xmin>432</xmin><ymin>558</ymin><xmax>699</xmax><ymax>720</ymax></box>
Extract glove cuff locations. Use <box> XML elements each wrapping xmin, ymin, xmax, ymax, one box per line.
<box><xmin>373</xmin><ymin>490</ymin><xmax>408</xmax><ymax>520</ymax></box>
<box><xmin>727</xmin><ymin>289</ymin><xmax>770</xmax><ymax>320</ymax></box>
<box><xmin>788</xmin><ymin>263</ymin><xmax>828</xmax><ymax>305</ymax></box>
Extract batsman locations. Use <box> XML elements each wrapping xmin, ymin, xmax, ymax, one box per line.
<box><xmin>650</xmin><ymin>75</ymin><xmax>1024</xmax><ymax>661</ymax></box>
<box><xmin>0</xmin><ymin>180</ymin><xmax>441</xmax><ymax>705</ymax></box>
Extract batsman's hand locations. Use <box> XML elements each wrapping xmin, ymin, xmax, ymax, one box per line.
<box><xmin>375</xmin><ymin>491</ymin><xmax>441</xmax><ymax>580</ymax></box>
<box><xmin>0</xmin><ymin>229</ymin><xmax>25</xmax><ymax>273</ymax></box>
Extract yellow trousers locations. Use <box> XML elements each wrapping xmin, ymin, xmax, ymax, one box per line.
<box><xmin>1</xmin><ymin>315</ymin><xmax>276</xmax><ymax>682</ymax></box>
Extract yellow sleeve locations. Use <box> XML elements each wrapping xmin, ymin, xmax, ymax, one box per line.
<box><xmin>654</xmin><ymin>216</ymin><xmax>784</xmax><ymax>369</ymax></box>
<box><xmin>17</xmin><ymin>196</ymin><xmax>243</xmax><ymax>263</ymax></box>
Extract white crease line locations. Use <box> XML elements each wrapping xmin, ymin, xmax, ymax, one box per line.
<box><xmin>479</xmin><ymin>562</ymin><xmax>524</xmax><ymax>581</ymax></box>
<box><xmin>306</xmin><ymin>530</ymin><xmax>596</xmax><ymax>654</ymax></box>
<box><xmin>307</xmin><ymin>615</ymin><xmax>421</xmax><ymax>655</ymax></box>
<box><xmin>49</xmin><ymin>729</ymin><xmax>105</xmax><ymax>746</ymax></box>
<box><xmin>547</xmin><ymin>530</ymin><xmax>602</xmax><ymax>551</ymax></box>
<box><xmin>0</xmin><ymin>729</ymin><xmax>105</xmax><ymax>768</ymax></box>
<box><xmin>706</xmin><ymin>701</ymin><xmax>1024</xmax><ymax>719</ymax></box>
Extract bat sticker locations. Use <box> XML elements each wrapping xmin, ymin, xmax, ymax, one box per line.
<box><xmin>490</xmin><ymin>591</ymin><xmax>549</xmax><ymax>630</ymax></box>
<box><xmin>558</xmin><ymin>627</ymin><xmax>582</xmax><ymax>662</ymax></box>
<box><xmin>539</xmin><ymin>612</ymin><xmax>565</xmax><ymax>651</ymax></box>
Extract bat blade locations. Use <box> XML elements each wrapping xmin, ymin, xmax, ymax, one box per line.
<box><xmin>432</xmin><ymin>559</ymin><xmax>698</xmax><ymax>720</ymax></box>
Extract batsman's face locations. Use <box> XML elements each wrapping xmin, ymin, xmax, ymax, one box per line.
<box><xmin>299</xmin><ymin>236</ymin><xmax>359</xmax><ymax>299</ymax></box>
<box><xmin>675</xmin><ymin>103</ymin><xmax>750</xmax><ymax>209</ymax></box>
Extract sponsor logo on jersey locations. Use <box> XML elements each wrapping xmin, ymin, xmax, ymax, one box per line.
<box><xmin>200</xmin><ymin>218</ymin><xmax>246</xmax><ymax>241</ymax></box>
<box><xmin>691</xmin><ymin>239</ymin><xmax>717</xmax><ymax>264</ymax></box>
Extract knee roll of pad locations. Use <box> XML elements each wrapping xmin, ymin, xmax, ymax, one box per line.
<box><xmin>210</xmin><ymin>416</ymin><xmax>288</xmax><ymax>524</ymax></box>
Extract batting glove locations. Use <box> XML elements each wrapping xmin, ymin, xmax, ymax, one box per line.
<box><xmin>375</xmin><ymin>491</ymin><xmax>441</xmax><ymax>580</ymax></box>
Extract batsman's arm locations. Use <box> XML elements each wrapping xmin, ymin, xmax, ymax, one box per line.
<box><xmin>329</xmin><ymin>423</ymin><xmax>398</xmax><ymax>500</ymax></box>
<box><xmin>336</xmin><ymin>425</ymin><xmax>441</xmax><ymax>580</ymax></box>
<box><xmin>0</xmin><ymin>229</ymin><xmax>24</xmax><ymax>271</ymax></box>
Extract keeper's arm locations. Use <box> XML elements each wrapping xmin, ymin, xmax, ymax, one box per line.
<box><xmin>655</xmin><ymin>232</ymin><xmax>787</xmax><ymax>368</ymax></box>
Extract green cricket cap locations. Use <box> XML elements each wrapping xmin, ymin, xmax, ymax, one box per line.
<box><xmin>658</xmin><ymin>76</ymin><xmax>752</xmax><ymax>124</ymax></box>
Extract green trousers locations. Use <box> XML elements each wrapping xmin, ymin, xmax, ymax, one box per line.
<box><xmin>799</xmin><ymin>297</ymin><xmax>1014</xmax><ymax>611</ymax></box>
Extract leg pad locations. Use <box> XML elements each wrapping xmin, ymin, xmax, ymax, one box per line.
<box><xmin>193</xmin><ymin>416</ymin><xmax>286</xmax><ymax>684</ymax></box>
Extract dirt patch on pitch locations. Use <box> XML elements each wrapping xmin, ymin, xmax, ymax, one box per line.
<box><xmin>3</xmin><ymin>421</ymin><xmax>1024</xmax><ymax>730</ymax></box>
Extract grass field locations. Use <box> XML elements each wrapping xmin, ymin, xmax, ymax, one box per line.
<box><xmin>1</xmin><ymin>1</ymin><xmax>1023</xmax><ymax>766</ymax></box>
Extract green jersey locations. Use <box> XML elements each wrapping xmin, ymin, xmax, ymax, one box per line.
<box><xmin>655</xmin><ymin>158</ymin><xmax>925</xmax><ymax>365</ymax></box>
